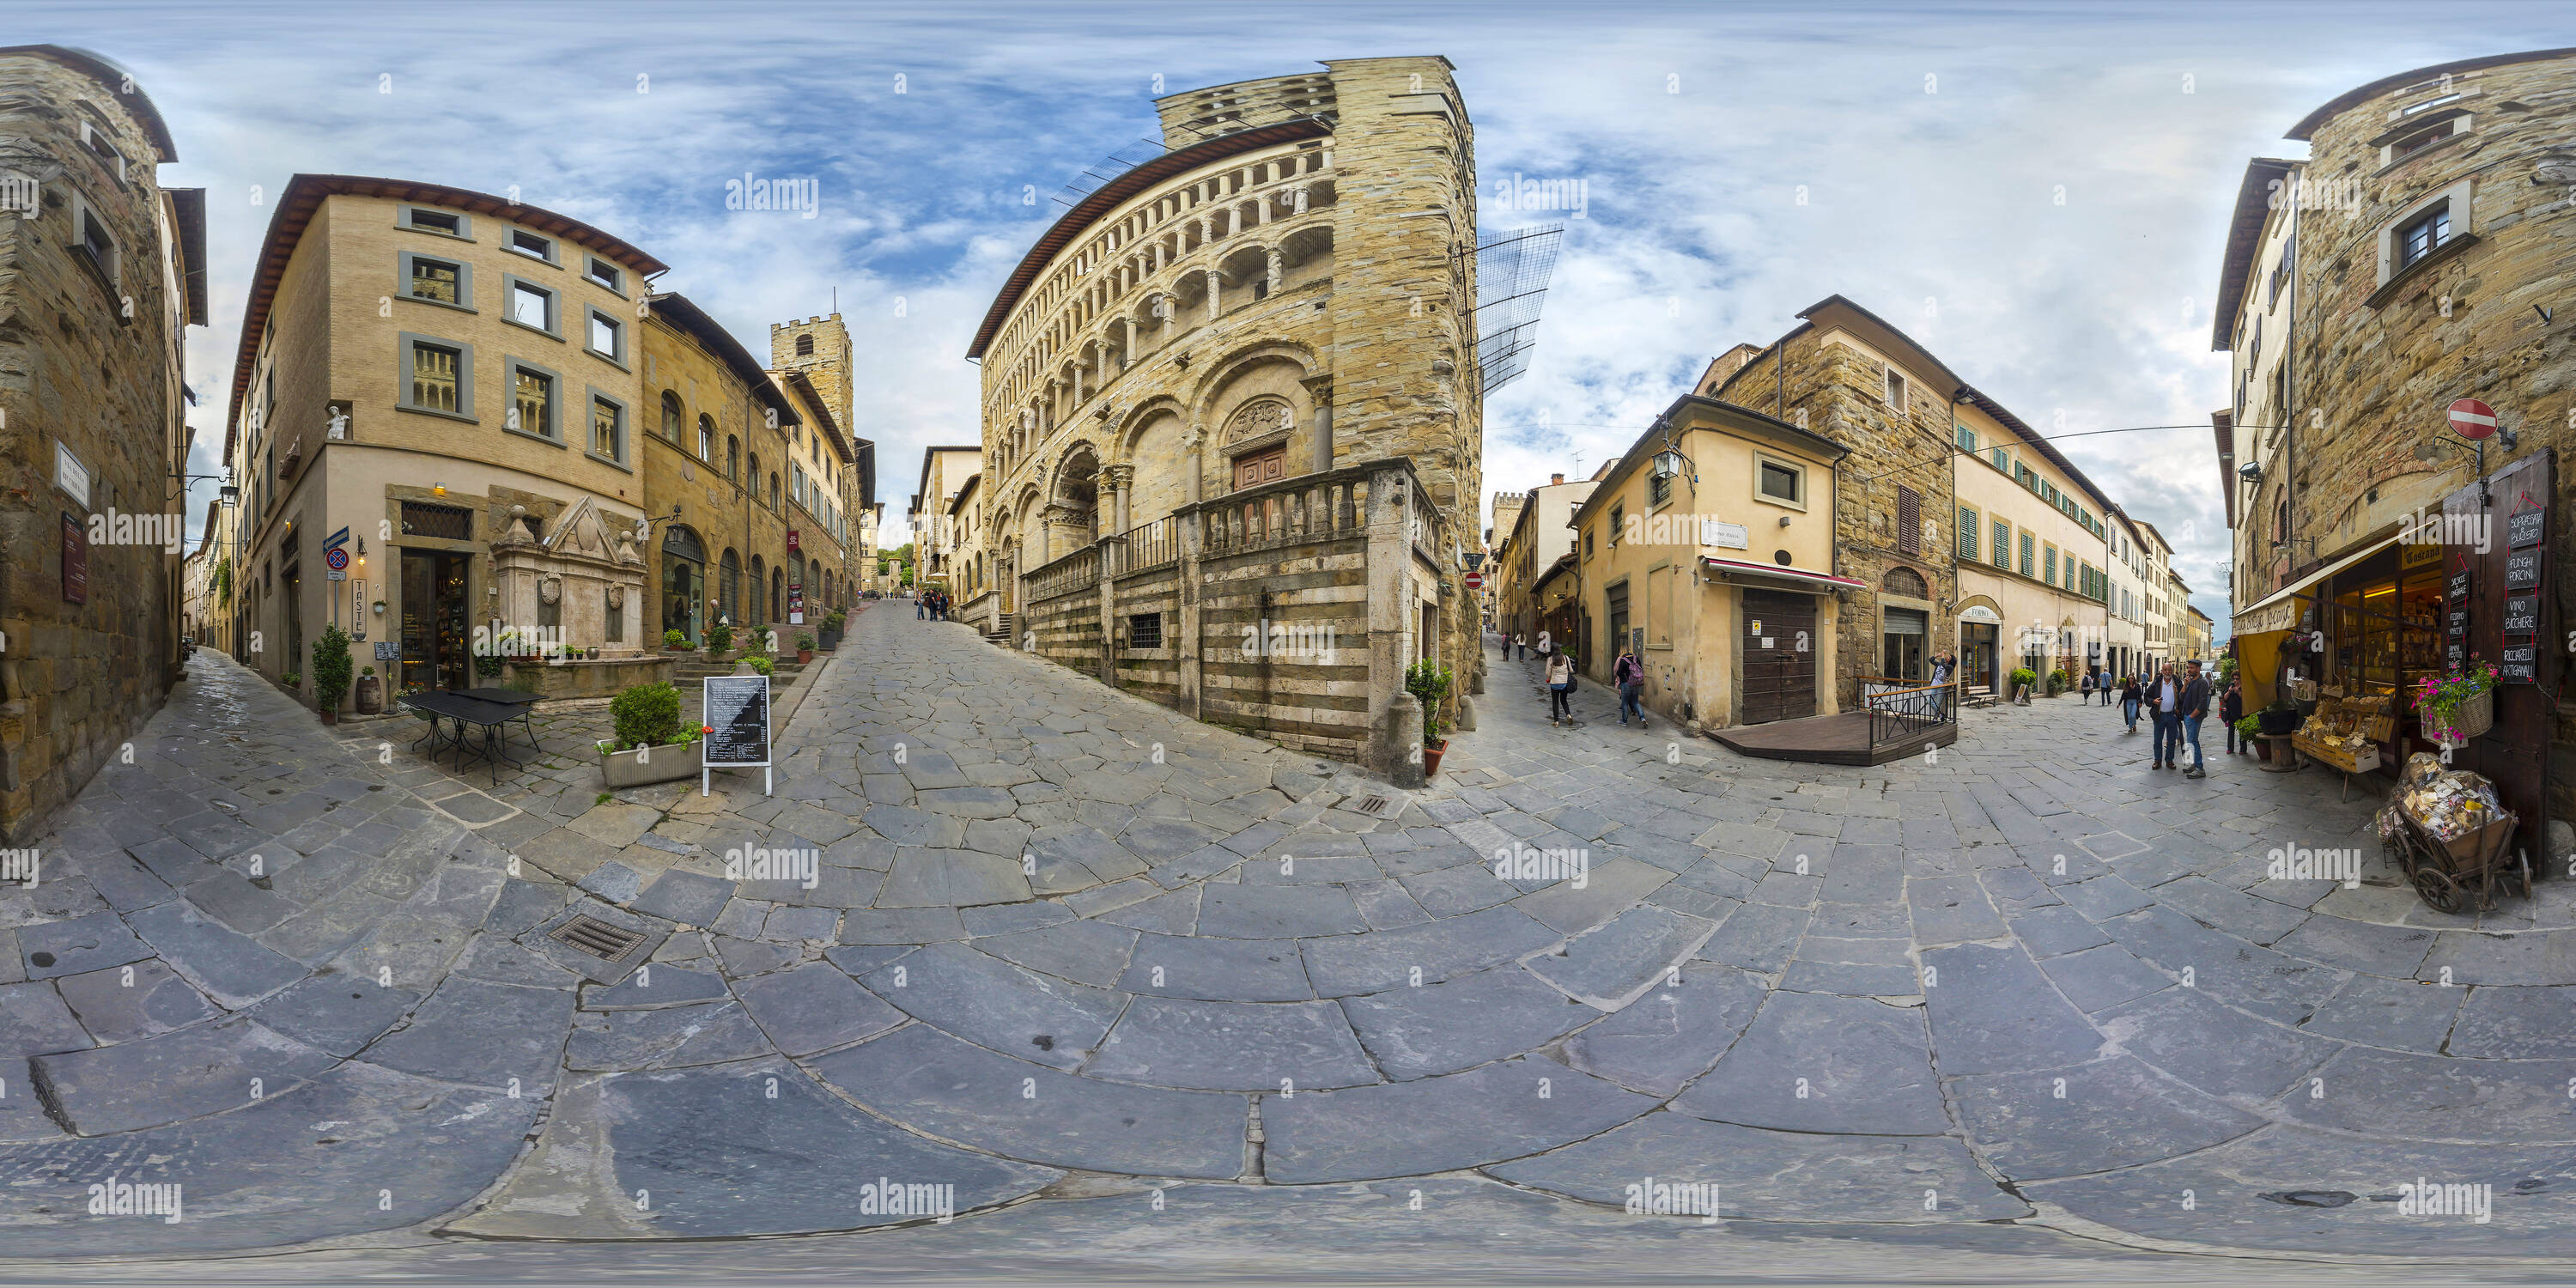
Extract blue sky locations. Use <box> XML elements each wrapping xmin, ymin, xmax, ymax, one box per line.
<box><xmin>47</xmin><ymin>0</ymin><xmax>2572</xmax><ymax>634</ymax></box>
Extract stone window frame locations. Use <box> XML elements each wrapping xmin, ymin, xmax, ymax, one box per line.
<box><xmin>586</xmin><ymin>386</ymin><xmax>633</xmax><ymax>471</ymax></box>
<box><xmin>583</xmin><ymin>255</ymin><xmax>626</xmax><ymax>297</ymax></box>
<box><xmin>1883</xmin><ymin>366</ymin><xmax>1908</xmax><ymax>410</ymax></box>
<box><xmin>398</xmin><ymin>249</ymin><xmax>475</xmax><ymax>313</ymax></box>
<box><xmin>584</xmin><ymin>305</ymin><xmax>630</xmax><ymax>371</ymax></box>
<box><xmin>76</xmin><ymin>118</ymin><xmax>130</xmax><ymax>189</ymax></box>
<box><xmin>1957</xmin><ymin>504</ymin><xmax>1980</xmax><ymax>561</ymax></box>
<box><xmin>67</xmin><ymin>189</ymin><xmax>121</xmax><ymax>298</ymax></box>
<box><xmin>1122</xmin><ymin>610</ymin><xmax>1170</xmax><ymax>658</ymax></box>
<box><xmin>399</xmin><ymin>205</ymin><xmax>474</xmax><ymax>240</ymax></box>
<box><xmin>500</xmin><ymin>271</ymin><xmax>562</xmax><ymax>340</ymax></box>
<box><xmin>504</xmin><ymin>227</ymin><xmax>560</xmax><ymax>266</ymax></box>
<box><xmin>2368</xmin><ymin>177</ymin><xmax>2476</xmax><ymax>306</ymax></box>
<box><xmin>395</xmin><ymin>331</ymin><xmax>477</xmax><ymax>423</ymax></box>
<box><xmin>501</xmin><ymin>355</ymin><xmax>566</xmax><ymax>445</ymax></box>
<box><xmin>1751</xmin><ymin>451</ymin><xmax>1807</xmax><ymax>513</ymax></box>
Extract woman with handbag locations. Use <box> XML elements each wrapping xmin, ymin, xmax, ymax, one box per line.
<box><xmin>1546</xmin><ymin>652</ymin><xmax>1576</xmax><ymax>726</ymax></box>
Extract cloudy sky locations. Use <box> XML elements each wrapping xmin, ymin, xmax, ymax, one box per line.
<box><xmin>48</xmin><ymin>0</ymin><xmax>2569</xmax><ymax>634</ymax></box>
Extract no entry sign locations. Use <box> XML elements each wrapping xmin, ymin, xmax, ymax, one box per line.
<box><xmin>1462</xmin><ymin>572</ymin><xmax>1484</xmax><ymax>590</ymax></box>
<box><xmin>2449</xmin><ymin>398</ymin><xmax>2497</xmax><ymax>440</ymax></box>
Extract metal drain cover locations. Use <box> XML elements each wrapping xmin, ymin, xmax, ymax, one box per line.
<box><xmin>1352</xmin><ymin>794</ymin><xmax>1393</xmax><ymax>816</ymax></box>
<box><xmin>550</xmin><ymin>914</ymin><xmax>647</xmax><ymax>962</ymax></box>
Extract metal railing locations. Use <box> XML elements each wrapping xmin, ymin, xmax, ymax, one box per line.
<box><xmin>1109</xmin><ymin>514</ymin><xmax>1182</xmax><ymax>576</ymax></box>
<box><xmin>1867</xmin><ymin>681</ymin><xmax>1959</xmax><ymax>753</ymax></box>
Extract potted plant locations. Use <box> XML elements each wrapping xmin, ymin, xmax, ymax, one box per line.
<box><xmin>819</xmin><ymin>611</ymin><xmax>844</xmax><ymax>651</ymax></box>
<box><xmin>283</xmin><ymin>670</ymin><xmax>302</xmax><ymax>691</ymax></box>
<box><xmin>795</xmin><ymin>633</ymin><xmax>817</xmax><ymax>665</ymax></box>
<box><xmin>356</xmin><ymin>665</ymin><xmax>383</xmax><ymax>715</ymax></box>
<box><xmin>597</xmin><ymin>680</ymin><xmax>703</xmax><ymax>787</ymax></box>
<box><xmin>2046</xmin><ymin>668</ymin><xmax>2069</xmax><ymax>696</ymax></box>
<box><xmin>705</xmin><ymin>621</ymin><xmax>734</xmax><ymax>656</ymax></box>
<box><xmin>664</xmin><ymin>629</ymin><xmax>689</xmax><ymax>652</ymax></box>
<box><xmin>2008</xmin><ymin>666</ymin><xmax>2038</xmax><ymax>704</ymax></box>
<box><xmin>2416</xmin><ymin>659</ymin><xmax>2500</xmax><ymax>746</ymax></box>
<box><xmin>472</xmin><ymin>647</ymin><xmax>505</xmax><ymax>680</ymax></box>
<box><xmin>310</xmin><ymin>624</ymin><xmax>353</xmax><ymax>723</ymax></box>
<box><xmin>2257</xmin><ymin>702</ymin><xmax>2303</xmax><ymax>737</ymax></box>
<box><xmin>744</xmin><ymin>653</ymin><xmax>775</xmax><ymax>677</ymax></box>
<box><xmin>398</xmin><ymin>682</ymin><xmax>430</xmax><ymax>720</ymax></box>
<box><xmin>2234</xmin><ymin>714</ymin><xmax>2265</xmax><ymax>760</ymax></box>
<box><xmin>1405</xmin><ymin>659</ymin><xmax>1455</xmax><ymax>778</ymax></box>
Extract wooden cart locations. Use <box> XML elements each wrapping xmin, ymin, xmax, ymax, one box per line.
<box><xmin>2382</xmin><ymin>805</ymin><xmax>2530</xmax><ymax>914</ymax></box>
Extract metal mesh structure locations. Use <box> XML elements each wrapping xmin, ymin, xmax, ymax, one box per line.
<box><xmin>1467</xmin><ymin>223</ymin><xmax>1563</xmax><ymax>396</ymax></box>
<box><xmin>1052</xmin><ymin>137</ymin><xmax>1169</xmax><ymax>211</ymax></box>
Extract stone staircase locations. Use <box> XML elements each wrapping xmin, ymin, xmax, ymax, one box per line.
<box><xmin>667</xmin><ymin>649</ymin><xmax>815</xmax><ymax>694</ymax></box>
<box><xmin>982</xmin><ymin>611</ymin><xmax>1014</xmax><ymax>648</ymax></box>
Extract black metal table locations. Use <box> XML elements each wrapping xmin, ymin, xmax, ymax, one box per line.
<box><xmin>401</xmin><ymin>690</ymin><xmax>532</xmax><ymax>787</ymax></box>
<box><xmin>456</xmin><ymin>687</ymin><xmax>543</xmax><ymax>753</ymax></box>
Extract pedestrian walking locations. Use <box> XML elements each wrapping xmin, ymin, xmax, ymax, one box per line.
<box><xmin>1614</xmin><ymin>648</ymin><xmax>1646</xmax><ymax>727</ymax></box>
<box><xmin>2221</xmin><ymin>679</ymin><xmax>2245</xmax><ymax>755</ymax></box>
<box><xmin>2121</xmin><ymin>674</ymin><xmax>2142</xmax><ymax>732</ymax></box>
<box><xmin>2148</xmin><ymin>662</ymin><xmax>2184</xmax><ymax>769</ymax></box>
<box><xmin>2080</xmin><ymin>670</ymin><xmax>2095</xmax><ymax>701</ymax></box>
<box><xmin>1512</xmin><ymin>632</ymin><xmax>1526</xmax><ymax>661</ymax></box>
<box><xmin>1546</xmin><ymin>651</ymin><xmax>1575</xmax><ymax>726</ymax></box>
<box><xmin>2178</xmin><ymin>660</ymin><xmax>2212</xmax><ymax>777</ymax></box>
<box><xmin>915</xmin><ymin>594</ymin><xmax>926</xmax><ymax>620</ymax></box>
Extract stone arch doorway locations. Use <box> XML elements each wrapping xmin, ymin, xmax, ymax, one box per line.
<box><xmin>719</xmin><ymin>549</ymin><xmax>742</xmax><ymax>628</ymax></box>
<box><xmin>662</xmin><ymin>525</ymin><xmax>707</xmax><ymax>646</ymax></box>
<box><xmin>1049</xmin><ymin>444</ymin><xmax>1100</xmax><ymax>559</ymax></box>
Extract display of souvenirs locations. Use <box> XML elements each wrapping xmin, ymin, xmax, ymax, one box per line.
<box><xmin>2297</xmin><ymin>694</ymin><xmax>2394</xmax><ymax>752</ymax></box>
<box><xmin>2378</xmin><ymin>751</ymin><xmax>2506</xmax><ymax>842</ymax></box>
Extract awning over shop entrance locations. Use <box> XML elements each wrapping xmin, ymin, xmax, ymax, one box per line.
<box><xmin>2230</xmin><ymin>532</ymin><xmax>2401</xmax><ymax>635</ymax></box>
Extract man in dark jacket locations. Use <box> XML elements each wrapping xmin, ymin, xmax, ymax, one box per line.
<box><xmin>2175</xmin><ymin>660</ymin><xmax>2214</xmax><ymax>777</ymax></box>
<box><xmin>2221</xmin><ymin>681</ymin><xmax>2246</xmax><ymax>754</ymax></box>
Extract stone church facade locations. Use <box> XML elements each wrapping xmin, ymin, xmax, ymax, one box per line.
<box><xmin>963</xmin><ymin>58</ymin><xmax>1483</xmax><ymax>781</ymax></box>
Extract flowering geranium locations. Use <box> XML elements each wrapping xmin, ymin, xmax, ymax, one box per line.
<box><xmin>2415</xmin><ymin>659</ymin><xmax>2498</xmax><ymax>725</ymax></box>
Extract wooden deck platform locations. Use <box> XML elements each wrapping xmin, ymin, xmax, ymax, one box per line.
<box><xmin>1709</xmin><ymin>710</ymin><xmax>1959</xmax><ymax>766</ymax></box>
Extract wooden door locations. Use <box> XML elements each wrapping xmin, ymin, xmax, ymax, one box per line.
<box><xmin>1740</xmin><ymin>588</ymin><xmax>1816</xmax><ymax>724</ymax></box>
<box><xmin>1233</xmin><ymin>446</ymin><xmax>1285</xmax><ymax>491</ymax></box>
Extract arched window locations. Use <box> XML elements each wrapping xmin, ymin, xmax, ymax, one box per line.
<box><xmin>770</xmin><ymin>472</ymin><xmax>781</xmax><ymax>509</ymax></box>
<box><xmin>719</xmin><ymin>549</ymin><xmax>741</xmax><ymax>625</ymax></box>
<box><xmin>660</xmin><ymin>391</ymin><xmax>683</xmax><ymax>442</ymax></box>
<box><xmin>1884</xmin><ymin>567</ymin><xmax>1929</xmax><ymax>599</ymax></box>
<box><xmin>696</xmin><ymin>413</ymin><xmax>714</xmax><ymax>460</ymax></box>
<box><xmin>770</xmin><ymin>567</ymin><xmax>784</xmax><ymax>621</ymax></box>
<box><xmin>749</xmin><ymin>453</ymin><xmax>762</xmax><ymax>500</ymax></box>
<box><xmin>727</xmin><ymin>436</ymin><xmax>740</xmax><ymax>481</ymax></box>
<box><xmin>749</xmin><ymin>556</ymin><xmax>766</xmax><ymax>628</ymax></box>
<box><xmin>795</xmin><ymin>333</ymin><xmax>814</xmax><ymax>356</ymax></box>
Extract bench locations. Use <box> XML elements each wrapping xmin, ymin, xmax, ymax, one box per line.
<box><xmin>1964</xmin><ymin>685</ymin><xmax>1998</xmax><ymax>708</ymax></box>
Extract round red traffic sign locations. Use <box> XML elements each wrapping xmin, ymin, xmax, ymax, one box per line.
<box><xmin>325</xmin><ymin>547</ymin><xmax>349</xmax><ymax>571</ymax></box>
<box><xmin>1462</xmin><ymin>572</ymin><xmax>1484</xmax><ymax>590</ymax></box>
<box><xmin>2449</xmin><ymin>398</ymin><xmax>2497</xmax><ymax>440</ymax></box>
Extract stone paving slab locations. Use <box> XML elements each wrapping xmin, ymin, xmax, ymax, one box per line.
<box><xmin>1088</xmin><ymin>996</ymin><xmax>1377</xmax><ymax>1091</ymax></box>
<box><xmin>1489</xmin><ymin>1112</ymin><xmax>2032</xmax><ymax>1224</ymax></box>
<box><xmin>810</xmin><ymin>1023</ymin><xmax>1246</xmax><ymax>1178</ymax></box>
<box><xmin>33</xmin><ymin>1015</ymin><xmax>338</xmax><ymax>1135</ymax></box>
<box><xmin>1264</xmin><ymin>1055</ymin><xmax>1654</xmax><ymax>1182</ymax></box>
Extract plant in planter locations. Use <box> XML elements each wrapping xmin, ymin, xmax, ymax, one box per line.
<box><xmin>744</xmin><ymin>653</ymin><xmax>775</xmax><ymax>677</ymax></box>
<box><xmin>472</xmin><ymin>648</ymin><xmax>505</xmax><ymax>679</ymax></box>
<box><xmin>597</xmin><ymin>680</ymin><xmax>702</xmax><ymax>787</ymax></box>
<box><xmin>2416</xmin><ymin>659</ymin><xmax>2500</xmax><ymax>745</ymax></box>
<box><xmin>2233</xmin><ymin>714</ymin><xmax>2264</xmax><ymax>759</ymax></box>
<box><xmin>308</xmin><ymin>623</ymin><xmax>354</xmax><ymax>723</ymax></box>
<box><xmin>283</xmin><ymin>670</ymin><xmax>302</xmax><ymax>690</ymax></box>
<box><xmin>398</xmin><ymin>682</ymin><xmax>430</xmax><ymax>720</ymax></box>
<box><xmin>705</xmin><ymin>622</ymin><xmax>734</xmax><ymax>655</ymax></box>
<box><xmin>664</xmin><ymin>629</ymin><xmax>688</xmax><ymax>651</ymax></box>
<box><xmin>795</xmin><ymin>633</ymin><xmax>817</xmax><ymax>664</ymax></box>
<box><xmin>1404</xmin><ymin>659</ymin><xmax>1455</xmax><ymax>778</ymax></box>
<box><xmin>2008</xmin><ymin>666</ymin><xmax>2038</xmax><ymax>703</ymax></box>
<box><xmin>2046</xmin><ymin>668</ymin><xmax>2069</xmax><ymax>696</ymax></box>
<box><xmin>355</xmin><ymin>665</ymin><xmax>383</xmax><ymax>715</ymax></box>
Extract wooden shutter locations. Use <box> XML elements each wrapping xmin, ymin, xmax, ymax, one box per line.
<box><xmin>1896</xmin><ymin>486</ymin><xmax>1921</xmax><ymax>555</ymax></box>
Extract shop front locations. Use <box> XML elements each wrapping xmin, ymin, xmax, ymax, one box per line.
<box><xmin>1957</xmin><ymin>605</ymin><xmax>2001</xmax><ymax>693</ymax></box>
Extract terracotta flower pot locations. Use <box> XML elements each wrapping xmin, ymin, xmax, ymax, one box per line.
<box><xmin>1423</xmin><ymin>738</ymin><xmax>1449</xmax><ymax>779</ymax></box>
<box><xmin>797</xmin><ymin>648</ymin><xmax>814</xmax><ymax>664</ymax></box>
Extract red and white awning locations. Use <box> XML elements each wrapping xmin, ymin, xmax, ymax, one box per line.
<box><xmin>1699</xmin><ymin>556</ymin><xmax>1868</xmax><ymax>592</ymax></box>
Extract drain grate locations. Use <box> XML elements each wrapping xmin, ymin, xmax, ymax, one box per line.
<box><xmin>550</xmin><ymin>914</ymin><xmax>647</xmax><ymax>962</ymax></box>
<box><xmin>1352</xmin><ymin>794</ymin><xmax>1392</xmax><ymax>816</ymax></box>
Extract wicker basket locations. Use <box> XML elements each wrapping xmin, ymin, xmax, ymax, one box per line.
<box><xmin>2427</xmin><ymin>688</ymin><xmax>2494</xmax><ymax>743</ymax></box>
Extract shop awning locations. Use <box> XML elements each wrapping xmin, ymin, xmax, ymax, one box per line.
<box><xmin>2230</xmin><ymin>532</ymin><xmax>2400</xmax><ymax>635</ymax></box>
<box><xmin>1700</xmin><ymin>556</ymin><xmax>1868</xmax><ymax>592</ymax></box>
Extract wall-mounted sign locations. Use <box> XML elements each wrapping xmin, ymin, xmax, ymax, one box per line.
<box><xmin>54</xmin><ymin>442</ymin><xmax>92</xmax><ymax>507</ymax></box>
<box><xmin>785</xmin><ymin>529</ymin><xmax>800</xmax><ymax>552</ymax></box>
<box><xmin>60</xmin><ymin>511</ymin><xmax>87</xmax><ymax>605</ymax></box>
<box><xmin>2506</xmin><ymin>548</ymin><xmax>2543</xmax><ymax>591</ymax></box>
<box><xmin>2447</xmin><ymin>605</ymin><xmax>2470</xmax><ymax>636</ymax></box>
<box><xmin>2447</xmin><ymin>569</ymin><xmax>2472</xmax><ymax>602</ymax></box>
<box><xmin>2507</xmin><ymin>506</ymin><xmax>2546</xmax><ymax>550</ymax></box>
<box><xmin>2504</xmin><ymin>594</ymin><xmax>2539</xmax><ymax>636</ymax></box>
<box><xmin>1701</xmin><ymin>519</ymin><xmax>1749</xmax><ymax>550</ymax></box>
<box><xmin>325</xmin><ymin>547</ymin><xmax>349</xmax><ymax>571</ymax></box>
<box><xmin>1957</xmin><ymin>605</ymin><xmax>2002</xmax><ymax>624</ymax></box>
<box><xmin>2501</xmin><ymin>643</ymin><xmax>2538</xmax><ymax>683</ymax></box>
<box><xmin>374</xmin><ymin>641</ymin><xmax>402</xmax><ymax>660</ymax></box>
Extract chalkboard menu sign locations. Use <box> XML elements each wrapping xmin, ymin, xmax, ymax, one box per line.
<box><xmin>2507</xmin><ymin>506</ymin><xmax>2546</xmax><ymax>550</ymax></box>
<box><xmin>2506</xmin><ymin>548</ymin><xmax>2544</xmax><ymax>591</ymax></box>
<box><xmin>2504</xmin><ymin>594</ymin><xmax>2539</xmax><ymax>636</ymax></box>
<box><xmin>2447</xmin><ymin>640</ymin><xmax>2466</xmax><ymax>670</ymax></box>
<box><xmin>374</xmin><ymin>641</ymin><xmax>403</xmax><ymax>661</ymax></box>
<box><xmin>702</xmin><ymin>676</ymin><xmax>771</xmax><ymax>769</ymax></box>
<box><xmin>2501</xmin><ymin>643</ymin><xmax>2539</xmax><ymax>683</ymax></box>
<box><xmin>2447</xmin><ymin>568</ymin><xmax>2471</xmax><ymax>602</ymax></box>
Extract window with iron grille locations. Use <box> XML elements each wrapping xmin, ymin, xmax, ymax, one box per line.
<box><xmin>1895</xmin><ymin>486</ymin><xmax>1920</xmax><ymax>555</ymax></box>
<box><xmin>401</xmin><ymin>501</ymin><xmax>473</xmax><ymax>540</ymax></box>
<box><xmin>1128</xmin><ymin>612</ymin><xmax>1162</xmax><ymax>649</ymax></box>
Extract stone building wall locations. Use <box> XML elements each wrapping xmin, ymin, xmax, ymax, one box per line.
<box><xmin>0</xmin><ymin>51</ymin><xmax>184</xmax><ymax>842</ymax></box>
<box><xmin>2251</xmin><ymin>51</ymin><xmax>2576</xmax><ymax>807</ymax></box>
<box><xmin>1710</xmin><ymin>332</ymin><xmax>1959</xmax><ymax>709</ymax></box>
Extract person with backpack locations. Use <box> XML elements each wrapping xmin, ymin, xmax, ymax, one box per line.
<box><xmin>1614</xmin><ymin>649</ymin><xmax>1646</xmax><ymax>727</ymax></box>
<box><xmin>1546</xmin><ymin>651</ymin><xmax>1576</xmax><ymax>726</ymax></box>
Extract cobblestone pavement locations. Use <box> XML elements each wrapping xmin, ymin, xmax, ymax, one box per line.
<box><xmin>3</xmin><ymin>605</ymin><xmax>2573</xmax><ymax>1272</ymax></box>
